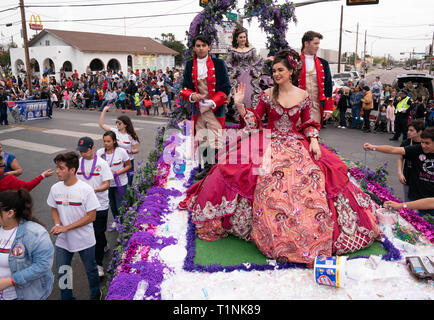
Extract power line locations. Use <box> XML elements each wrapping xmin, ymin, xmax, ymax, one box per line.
<box><xmin>4</xmin><ymin>11</ymin><xmax>200</xmax><ymax>26</ymax></box>
<box><xmin>25</xmin><ymin>0</ymin><xmax>182</xmax><ymax>8</ymax></box>
<box><xmin>0</xmin><ymin>6</ymin><xmax>18</xmax><ymax>14</ymax></box>
<box><xmin>344</xmin><ymin>30</ymin><xmax>430</xmax><ymax>41</ymax></box>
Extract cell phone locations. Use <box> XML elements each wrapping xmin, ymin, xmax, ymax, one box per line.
<box><xmin>406</xmin><ymin>256</ymin><xmax>434</xmax><ymax>280</ymax></box>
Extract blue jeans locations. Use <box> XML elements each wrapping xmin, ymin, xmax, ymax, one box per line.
<box><xmin>351</xmin><ymin>106</ymin><xmax>361</xmax><ymax>128</ymax></box>
<box><xmin>109</xmin><ymin>185</ymin><xmax>127</xmax><ymax>222</ymax></box>
<box><xmin>55</xmin><ymin>246</ymin><xmax>100</xmax><ymax>300</ymax></box>
<box><xmin>128</xmin><ymin>159</ymin><xmax>134</xmax><ymax>187</ymax></box>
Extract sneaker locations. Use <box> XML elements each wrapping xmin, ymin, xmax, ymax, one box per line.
<box><xmin>97</xmin><ymin>265</ymin><xmax>104</xmax><ymax>277</ymax></box>
<box><xmin>337</xmin><ymin>126</ymin><xmax>342</xmax><ymax>128</ymax></box>
<box><xmin>341</xmin><ymin>126</ymin><xmax>346</xmax><ymax>129</ymax></box>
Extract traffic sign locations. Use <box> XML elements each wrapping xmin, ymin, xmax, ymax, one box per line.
<box><xmin>226</xmin><ymin>12</ymin><xmax>238</xmax><ymax>21</ymax></box>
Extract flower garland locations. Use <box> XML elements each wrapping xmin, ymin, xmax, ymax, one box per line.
<box><xmin>185</xmin><ymin>0</ymin><xmax>297</xmax><ymax>60</ymax></box>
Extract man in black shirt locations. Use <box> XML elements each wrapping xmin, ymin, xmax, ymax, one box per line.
<box><xmin>364</xmin><ymin>127</ymin><xmax>434</xmax><ymax>216</ymax></box>
<box><xmin>0</xmin><ymin>87</ymin><xmax>9</xmax><ymax>125</ymax></box>
<box><xmin>40</xmin><ymin>86</ymin><xmax>52</xmax><ymax>119</ymax></box>
<box><xmin>398</xmin><ymin>120</ymin><xmax>424</xmax><ymax>201</ymax></box>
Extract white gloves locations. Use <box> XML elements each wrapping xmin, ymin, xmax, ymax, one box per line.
<box><xmin>199</xmin><ymin>99</ymin><xmax>216</xmax><ymax>113</ymax></box>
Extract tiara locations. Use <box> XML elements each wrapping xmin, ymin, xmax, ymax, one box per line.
<box><xmin>288</xmin><ymin>55</ymin><xmax>303</xmax><ymax>71</ymax></box>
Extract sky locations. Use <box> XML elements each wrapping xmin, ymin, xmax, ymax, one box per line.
<box><xmin>0</xmin><ymin>0</ymin><xmax>433</xmax><ymax>60</ymax></box>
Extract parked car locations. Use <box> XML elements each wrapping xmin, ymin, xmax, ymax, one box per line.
<box><xmin>350</xmin><ymin>71</ymin><xmax>361</xmax><ymax>83</ymax></box>
<box><xmin>404</xmin><ymin>66</ymin><xmax>411</xmax><ymax>70</ymax></box>
<box><xmin>332</xmin><ymin>73</ymin><xmax>352</xmax><ymax>86</ymax></box>
<box><xmin>386</xmin><ymin>66</ymin><xmax>393</xmax><ymax>70</ymax></box>
<box><xmin>392</xmin><ymin>73</ymin><xmax>434</xmax><ymax>101</ymax></box>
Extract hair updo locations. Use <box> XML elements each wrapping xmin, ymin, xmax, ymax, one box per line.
<box><xmin>271</xmin><ymin>49</ymin><xmax>302</xmax><ymax>104</ymax></box>
<box><xmin>232</xmin><ymin>24</ymin><xmax>249</xmax><ymax>48</ymax></box>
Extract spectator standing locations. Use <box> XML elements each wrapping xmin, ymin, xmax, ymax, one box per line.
<box><xmin>40</xmin><ymin>87</ymin><xmax>52</xmax><ymax>119</ymax></box>
<box><xmin>337</xmin><ymin>87</ymin><xmax>349</xmax><ymax>129</ymax></box>
<box><xmin>364</xmin><ymin>126</ymin><xmax>434</xmax><ymax>216</ymax></box>
<box><xmin>413</xmin><ymin>97</ymin><xmax>426</xmax><ymax>121</ymax></box>
<box><xmin>350</xmin><ymin>86</ymin><xmax>363</xmax><ymax>129</ymax></box>
<box><xmin>361</xmin><ymin>86</ymin><xmax>373</xmax><ymax>133</ymax></box>
<box><xmin>386</xmin><ymin>99</ymin><xmax>395</xmax><ymax>133</ymax></box>
<box><xmin>0</xmin><ymin>189</ymin><xmax>54</xmax><ymax>300</ymax></box>
<box><xmin>0</xmin><ymin>87</ymin><xmax>9</xmax><ymax>126</ymax></box>
<box><xmin>152</xmin><ymin>89</ymin><xmax>161</xmax><ymax>116</ymax></box>
<box><xmin>397</xmin><ymin>120</ymin><xmax>424</xmax><ymax>202</ymax></box>
<box><xmin>47</xmin><ymin>152</ymin><xmax>102</xmax><ymax>300</ymax></box>
<box><xmin>160</xmin><ymin>86</ymin><xmax>169</xmax><ymax>116</ymax></box>
<box><xmin>390</xmin><ymin>90</ymin><xmax>414</xmax><ymax>141</ymax></box>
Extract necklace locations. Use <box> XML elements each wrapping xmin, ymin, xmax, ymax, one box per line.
<box><xmin>0</xmin><ymin>226</ymin><xmax>18</xmax><ymax>250</ymax></box>
<box><xmin>102</xmin><ymin>148</ymin><xmax>116</xmax><ymax>167</ymax></box>
<box><xmin>81</xmin><ymin>154</ymin><xmax>97</xmax><ymax>180</ymax></box>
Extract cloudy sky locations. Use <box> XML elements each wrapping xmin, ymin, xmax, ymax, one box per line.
<box><xmin>0</xmin><ymin>0</ymin><xmax>432</xmax><ymax>60</ymax></box>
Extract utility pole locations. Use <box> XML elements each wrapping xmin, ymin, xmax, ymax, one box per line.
<box><xmin>19</xmin><ymin>0</ymin><xmax>32</xmax><ymax>95</ymax></box>
<box><xmin>430</xmin><ymin>29</ymin><xmax>433</xmax><ymax>75</ymax></box>
<box><xmin>337</xmin><ymin>5</ymin><xmax>343</xmax><ymax>73</ymax></box>
<box><xmin>363</xmin><ymin>30</ymin><xmax>367</xmax><ymax>74</ymax></box>
<box><xmin>354</xmin><ymin>22</ymin><xmax>359</xmax><ymax>70</ymax></box>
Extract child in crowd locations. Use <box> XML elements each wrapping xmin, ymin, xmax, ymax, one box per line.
<box><xmin>62</xmin><ymin>89</ymin><xmax>70</xmax><ymax>109</ymax></box>
<box><xmin>152</xmin><ymin>87</ymin><xmax>161</xmax><ymax>116</ymax></box>
<box><xmin>386</xmin><ymin>99</ymin><xmax>395</xmax><ymax>133</ymax></box>
<box><xmin>374</xmin><ymin>105</ymin><xmax>387</xmax><ymax>133</ymax></box>
<box><xmin>160</xmin><ymin>86</ymin><xmax>168</xmax><ymax>116</ymax></box>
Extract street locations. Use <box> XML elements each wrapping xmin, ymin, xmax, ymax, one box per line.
<box><xmin>0</xmin><ymin>90</ymin><xmax>408</xmax><ymax>299</ymax></box>
<box><xmin>1</xmin><ymin>108</ymin><xmax>168</xmax><ymax>300</ymax></box>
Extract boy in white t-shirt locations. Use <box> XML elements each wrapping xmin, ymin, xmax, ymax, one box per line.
<box><xmin>76</xmin><ymin>137</ymin><xmax>113</xmax><ymax>277</ymax></box>
<box><xmin>47</xmin><ymin>151</ymin><xmax>101</xmax><ymax>300</ymax></box>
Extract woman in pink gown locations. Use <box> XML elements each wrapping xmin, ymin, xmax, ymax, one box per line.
<box><xmin>180</xmin><ymin>50</ymin><xmax>381</xmax><ymax>267</ymax></box>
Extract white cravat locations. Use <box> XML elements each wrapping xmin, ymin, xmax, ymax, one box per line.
<box><xmin>304</xmin><ymin>54</ymin><xmax>316</xmax><ymax>75</ymax></box>
<box><xmin>197</xmin><ymin>55</ymin><xmax>208</xmax><ymax>80</ymax></box>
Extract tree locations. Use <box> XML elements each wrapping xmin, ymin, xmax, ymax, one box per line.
<box><xmin>159</xmin><ymin>33</ymin><xmax>186</xmax><ymax>67</ymax></box>
<box><xmin>0</xmin><ymin>41</ymin><xmax>17</xmax><ymax>68</ymax></box>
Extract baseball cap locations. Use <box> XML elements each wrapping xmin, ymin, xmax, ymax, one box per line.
<box><xmin>77</xmin><ymin>137</ymin><xmax>94</xmax><ymax>152</ymax></box>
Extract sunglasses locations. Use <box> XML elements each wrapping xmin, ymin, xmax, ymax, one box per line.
<box><xmin>116</xmin><ymin>121</ymin><xmax>123</xmax><ymax>125</ymax></box>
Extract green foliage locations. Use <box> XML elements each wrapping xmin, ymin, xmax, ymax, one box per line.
<box><xmin>161</xmin><ymin>33</ymin><xmax>186</xmax><ymax>67</ymax></box>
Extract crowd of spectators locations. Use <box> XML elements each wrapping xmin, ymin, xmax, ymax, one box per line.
<box><xmin>0</xmin><ymin>66</ymin><xmax>183</xmax><ymax>117</ymax></box>
<box><xmin>332</xmin><ymin>75</ymin><xmax>433</xmax><ymax>133</ymax></box>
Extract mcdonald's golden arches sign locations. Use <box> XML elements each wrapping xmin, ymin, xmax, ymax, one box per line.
<box><xmin>29</xmin><ymin>14</ymin><xmax>43</xmax><ymax>30</ymax></box>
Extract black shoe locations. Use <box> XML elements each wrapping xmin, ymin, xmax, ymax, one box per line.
<box><xmin>90</xmin><ymin>290</ymin><xmax>102</xmax><ymax>300</ymax></box>
<box><xmin>389</xmin><ymin>137</ymin><xmax>398</xmax><ymax>141</ymax></box>
<box><xmin>194</xmin><ymin>164</ymin><xmax>213</xmax><ymax>182</ymax></box>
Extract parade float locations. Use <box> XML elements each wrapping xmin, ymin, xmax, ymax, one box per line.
<box><xmin>105</xmin><ymin>1</ymin><xmax>434</xmax><ymax>300</ymax></box>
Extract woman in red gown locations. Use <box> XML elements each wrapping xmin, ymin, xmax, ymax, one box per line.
<box><xmin>180</xmin><ymin>50</ymin><xmax>380</xmax><ymax>267</ymax></box>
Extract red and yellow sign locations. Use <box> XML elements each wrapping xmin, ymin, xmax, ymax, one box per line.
<box><xmin>346</xmin><ymin>0</ymin><xmax>379</xmax><ymax>5</ymax></box>
<box><xmin>29</xmin><ymin>14</ymin><xmax>43</xmax><ymax>30</ymax></box>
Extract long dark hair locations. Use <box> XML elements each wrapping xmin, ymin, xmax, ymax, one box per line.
<box><xmin>103</xmin><ymin>130</ymin><xmax>119</xmax><ymax>148</ymax></box>
<box><xmin>231</xmin><ymin>25</ymin><xmax>249</xmax><ymax>48</ymax></box>
<box><xmin>117</xmin><ymin>115</ymin><xmax>140</xmax><ymax>142</ymax></box>
<box><xmin>0</xmin><ymin>189</ymin><xmax>45</xmax><ymax>227</ymax></box>
<box><xmin>271</xmin><ymin>49</ymin><xmax>302</xmax><ymax>104</ymax></box>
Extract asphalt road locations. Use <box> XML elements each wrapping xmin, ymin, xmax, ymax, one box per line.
<box><xmin>1</xmin><ymin>107</ymin><xmax>168</xmax><ymax>300</ymax></box>
<box><xmin>0</xmin><ymin>68</ymin><xmax>413</xmax><ymax>300</ymax></box>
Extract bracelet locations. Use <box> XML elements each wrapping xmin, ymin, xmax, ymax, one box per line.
<box><xmin>402</xmin><ymin>203</ymin><xmax>407</xmax><ymax>209</ymax></box>
<box><xmin>10</xmin><ymin>277</ymin><xmax>15</xmax><ymax>286</ymax></box>
<box><xmin>372</xmin><ymin>147</ymin><xmax>376</xmax><ymax>151</ymax></box>
<box><xmin>55</xmin><ymin>224</ymin><xmax>60</xmax><ymax>227</ymax></box>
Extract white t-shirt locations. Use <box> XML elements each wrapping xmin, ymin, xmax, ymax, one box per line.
<box><xmin>96</xmin><ymin>147</ymin><xmax>129</xmax><ymax>187</ymax></box>
<box><xmin>304</xmin><ymin>54</ymin><xmax>317</xmax><ymax>75</ymax></box>
<box><xmin>77</xmin><ymin>155</ymin><xmax>113</xmax><ymax>211</ymax></box>
<box><xmin>0</xmin><ymin>227</ymin><xmax>17</xmax><ymax>300</ymax></box>
<box><xmin>110</xmin><ymin>127</ymin><xmax>139</xmax><ymax>161</ymax></box>
<box><xmin>47</xmin><ymin>180</ymin><xmax>100</xmax><ymax>252</ymax></box>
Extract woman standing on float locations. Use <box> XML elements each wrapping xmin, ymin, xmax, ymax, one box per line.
<box><xmin>180</xmin><ymin>50</ymin><xmax>380</xmax><ymax>267</ymax></box>
<box><xmin>226</xmin><ymin>25</ymin><xmax>272</xmax><ymax>109</ymax></box>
